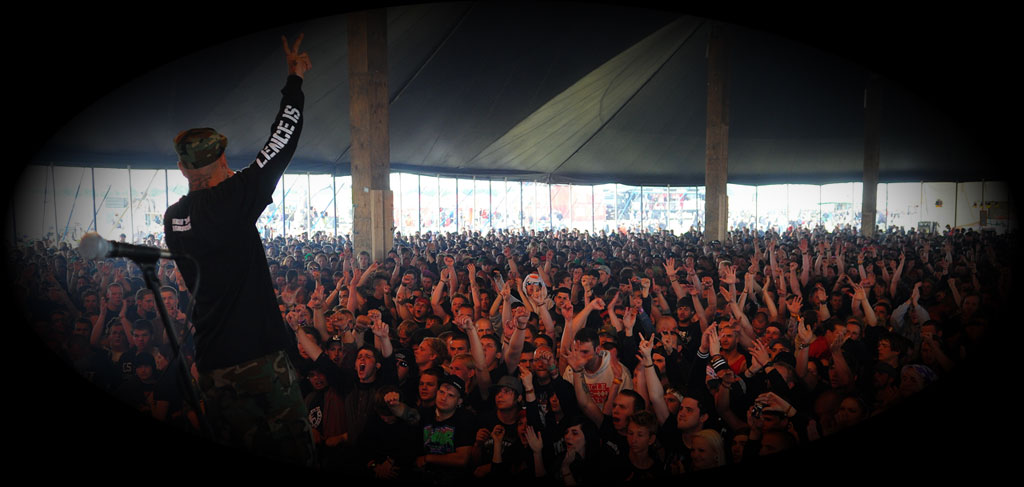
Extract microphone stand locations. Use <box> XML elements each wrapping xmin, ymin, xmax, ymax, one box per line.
<box><xmin>136</xmin><ymin>258</ymin><xmax>215</xmax><ymax>440</ymax></box>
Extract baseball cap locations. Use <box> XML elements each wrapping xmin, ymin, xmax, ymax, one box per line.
<box><xmin>134</xmin><ymin>352</ymin><xmax>156</xmax><ymax>369</ymax></box>
<box><xmin>174</xmin><ymin>128</ymin><xmax>227</xmax><ymax>169</ymax></box>
<box><xmin>438</xmin><ymin>374</ymin><xmax>466</xmax><ymax>398</ymax></box>
<box><xmin>490</xmin><ymin>375</ymin><xmax>524</xmax><ymax>396</ymax></box>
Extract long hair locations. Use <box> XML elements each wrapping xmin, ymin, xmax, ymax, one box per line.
<box><xmin>693</xmin><ymin>429</ymin><xmax>726</xmax><ymax>469</ymax></box>
<box><xmin>561</xmin><ymin>414</ymin><xmax>602</xmax><ymax>460</ymax></box>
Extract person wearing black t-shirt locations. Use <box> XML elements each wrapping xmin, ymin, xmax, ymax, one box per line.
<box><xmin>357</xmin><ymin>385</ymin><xmax>422</xmax><ymax>482</ymax></box>
<box><xmin>416</xmin><ymin>374</ymin><xmax>476</xmax><ymax>484</ymax></box>
<box><xmin>471</xmin><ymin>375</ymin><xmax>540</xmax><ymax>478</ymax></box>
<box><xmin>162</xmin><ymin>35</ymin><xmax>314</xmax><ymax>466</ymax></box>
<box><xmin>114</xmin><ymin>351</ymin><xmax>159</xmax><ymax>413</ymax></box>
<box><xmin>615</xmin><ymin>410</ymin><xmax>669</xmax><ymax>483</ymax></box>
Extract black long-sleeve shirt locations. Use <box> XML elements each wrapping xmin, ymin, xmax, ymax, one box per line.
<box><xmin>164</xmin><ymin>75</ymin><xmax>304</xmax><ymax>372</ymax></box>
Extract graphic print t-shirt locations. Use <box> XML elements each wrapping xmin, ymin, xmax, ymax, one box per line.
<box><xmin>418</xmin><ymin>407</ymin><xmax>476</xmax><ymax>482</ymax></box>
<box><xmin>420</xmin><ymin>407</ymin><xmax>475</xmax><ymax>455</ymax></box>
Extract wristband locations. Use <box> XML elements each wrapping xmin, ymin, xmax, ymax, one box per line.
<box><xmin>709</xmin><ymin>356</ymin><xmax>729</xmax><ymax>371</ymax></box>
<box><xmin>644</xmin><ymin>363</ymin><xmax>655</xmax><ymax>368</ymax></box>
<box><xmin>572</xmin><ymin>368</ymin><xmax>583</xmax><ymax>374</ymax></box>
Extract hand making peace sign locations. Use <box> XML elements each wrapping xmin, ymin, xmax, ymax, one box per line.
<box><xmin>282</xmin><ymin>34</ymin><xmax>312</xmax><ymax>79</ymax></box>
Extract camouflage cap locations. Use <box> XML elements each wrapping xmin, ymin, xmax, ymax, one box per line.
<box><xmin>173</xmin><ymin>128</ymin><xmax>227</xmax><ymax>169</ymax></box>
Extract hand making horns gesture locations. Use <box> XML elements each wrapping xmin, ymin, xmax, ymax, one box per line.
<box><xmin>282</xmin><ymin>34</ymin><xmax>312</xmax><ymax>79</ymax></box>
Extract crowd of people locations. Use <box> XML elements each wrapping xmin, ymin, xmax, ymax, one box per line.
<box><xmin>13</xmin><ymin>223</ymin><xmax>1010</xmax><ymax>483</ymax></box>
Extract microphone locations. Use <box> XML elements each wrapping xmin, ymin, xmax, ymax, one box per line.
<box><xmin>78</xmin><ymin>232</ymin><xmax>176</xmax><ymax>262</ymax></box>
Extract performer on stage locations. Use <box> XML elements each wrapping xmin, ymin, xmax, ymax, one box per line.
<box><xmin>163</xmin><ymin>34</ymin><xmax>315</xmax><ymax>466</ymax></box>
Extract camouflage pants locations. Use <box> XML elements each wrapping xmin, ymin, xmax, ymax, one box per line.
<box><xmin>198</xmin><ymin>350</ymin><xmax>315</xmax><ymax>467</ymax></box>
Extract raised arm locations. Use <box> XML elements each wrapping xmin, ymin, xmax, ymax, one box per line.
<box><xmin>813</xmin><ymin>244</ymin><xmax>825</xmax><ymax>278</ymax></box>
<box><xmin>348</xmin><ymin>268</ymin><xmax>363</xmax><ymax>312</ymax></box>
<box><xmin>570</xmin><ymin>297</ymin><xmax>603</xmax><ymax>338</ymax></box>
<box><xmin>892</xmin><ymin>282</ymin><xmax>926</xmax><ymax>334</ymax></box>
<box><xmin>570</xmin><ymin>267</ymin><xmax>584</xmax><ymax>305</ymax></box>
<box><xmin>540</xmin><ymin>249</ymin><xmax>554</xmax><ymax>287</ymax></box>
<box><xmin>856</xmin><ymin>250</ymin><xmax>868</xmax><ymax>282</ymax></box>
<box><xmin>458</xmin><ymin>315</ymin><xmax>491</xmax><ymax>393</ymax></box>
<box><xmin>639</xmin><ymin>333</ymin><xmax>669</xmax><ymax>425</ymax></box>
<box><xmin>752</xmin><ymin>237</ymin><xmax>763</xmax><ymax>270</ymax></box>
<box><xmin>799</xmin><ymin>239</ymin><xmax>812</xmax><ymax>286</ymax></box>
<box><xmin>835</xmin><ymin>244</ymin><xmax>846</xmax><ymax>278</ymax></box>
<box><xmin>783</xmin><ymin>294</ymin><xmax>803</xmax><ymax>337</ymax></box>
<box><xmin>776</xmin><ymin>266</ymin><xmax>789</xmax><ymax>299</ymax></box>
<box><xmin>604</xmin><ymin>288</ymin><xmax>625</xmax><ymax>330</ymax></box>
<box><xmin>505</xmin><ymin>247</ymin><xmax>520</xmax><ymax>283</ymax></box>
<box><xmin>488</xmin><ymin>276</ymin><xmax>505</xmax><ymax>318</ymax></box>
<box><xmin>743</xmin><ymin>265</ymin><xmax>760</xmax><ymax>308</ymax></box>
<box><xmin>90</xmin><ymin>296</ymin><xmax>109</xmax><ymax>347</ymax></box>
<box><xmin>308</xmin><ymin>282</ymin><xmax>329</xmax><ymax>341</ymax></box>
<box><xmin>705</xmin><ymin>281</ymin><xmax>718</xmax><ymax>318</ymax></box>
<box><xmin>384</xmin><ymin>390</ymin><xmax>420</xmax><ymax>425</ymax></box>
<box><xmin>389</xmin><ymin>254</ymin><xmax>403</xmax><ymax>288</ymax></box>
<box><xmin>560</xmin><ymin>298</ymin><xmax>602</xmax><ymax>365</ymax></box>
<box><xmin>721</xmin><ymin>286</ymin><xmax>754</xmax><ymax>350</ymax></box>
<box><xmin>889</xmin><ymin>251</ymin><xmax>905</xmax><ymax>299</ymax></box>
<box><xmin>368</xmin><ymin>310</ymin><xmax>392</xmax><ymax>359</ymax></box>
<box><xmin>851</xmin><ymin>282</ymin><xmax>878</xmax><ymax>327</ymax></box>
<box><xmin>283</xmin><ymin>34</ymin><xmax>312</xmax><ymax>78</ymax></box>
<box><xmin>394</xmin><ymin>285</ymin><xmax>415</xmax><ymax>322</ymax></box>
<box><xmin>528</xmin><ymin>286</ymin><xmax>556</xmax><ymax>338</ymax></box>
<box><xmin>467</xmin><ymin>263</ymin><xmax>482</xmax><ymax>318</ymax></box>
<box><xmin>566</xmin><ymin>341</ymin><xmax>604</xmax><ymax>427</ymax></box>
<box><xmin>503</xmin><ymin>312</ymin><xmax>529</xmax><ymax>376</ymax></box>
<box><xmin>879</xmin><ymin>257</ymin><xmax>892</xmax><ymax>288</ymax></box>
<box><xmin>357</xmin><ymin>261</ymin><xmax>380</xmax><ymax>289</ymax></box>
<box><xmin>500</xmin><ymin>283</ymin><xmax>513</xmax><ymax>330</ymax></box>
<box><xmin>813</xmin><ymin>286</ymin><xmax>830</xmax><ymax>323</ymax></box>
<box><xmin>947</xmin><ymin>277</ymin><xmax>963</xmax><ymax>310</ymax></box>
<box><xmin>295</xmin><ymin>326</ymin><xmax>324</xmax><ymax>362</ymax></box>
<box><xmin>117</xmin><ymin>298</ymin><xmax>133</xmax><ymax>337</ymax></box>
<box><xmin>827</xmin><ymin>330</ymin><xmax>853</xmax><ymax>387</ymax></box>
<box><xmin>524</xmin><ymin>425</ymin><xmax>547</xmax><ymax>478</ymax></box>
<box><xmin>652</xmin><ymin>284</ymin><xmax>671</xmax><ymax>320</ymax></box>
<box><xmin>324</xmin><ymin>280</ymin><xmax>341</xmax><ymax>309</ymax></box>
<box><xmin>762</xmin><ymin>277</ymin><xmax>778</xmax><ymax>322</ymax></box>
<box><xmin>687</xmin><ymin>283</ymin><xmax>709</xmax><ymax>332</ymax></box>
<box><xmin>664</xmin><ymin>258</ymin><xmax>686</xmax><ymax>305</ymax></box>
<box><xmin>768</xmin><ymin>239</ymin><xmax>780</xmax><ymax>280</ymax></box>
<box><xmin>794</xmin><ymin>316</ymin><xmax>814</xmax><ymax>387</ymax></box>
<box><xmin>787</xmin><ymin>262</ymin><xmax>801</xmax><ymax>301</ymax></box>
<box><xmin>441</xmin><ymin>256</ymin><xmax>458</xmax><ymax>301</ymax></box>
<box><xmin>430</xmin><ymin>276</ymin><xmax>449</xmax><ymax>319</ymax></box>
